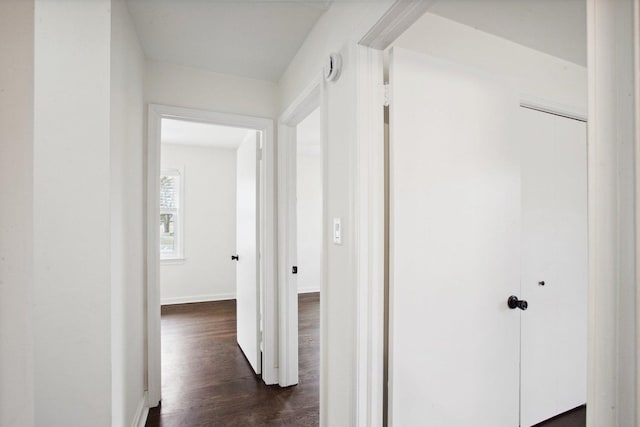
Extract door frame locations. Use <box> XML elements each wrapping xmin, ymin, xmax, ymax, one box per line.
<box><xmin>277</xmin><ymin>73</ymin><xmax>322</xmax><ymax>387</ymax></box>
<box><xmin>145</xmin><ymin>104</ymin><xmax>277</xmax><ymax>407</ymax></box>
<box><xmin>360</xmin><ymin>0</ymin><xmax>640</xmax><ymax>425</ymax></box>
<box><xmin>278</xmin><ymin>44</ymin><xmax>386</xmax><ymax>425</ymax></box>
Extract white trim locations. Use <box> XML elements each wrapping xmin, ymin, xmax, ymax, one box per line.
<box><xmin>353</xmin><ymin>45</ymin><xmax>385</xmax><ymax>427</ymax></box>
<box><xmin>279</xmin><ymin>75</ymin><xmax>322</xmax><ymax>125</ymax></box>
<box><xmin>161</xmin><ymin>293</ymin><xmax>236</xmax><ymax>305</ymax></box>
<box><xmin>318</xmin><ymin>76</ymin><xmax>330</xmax><ymax>426</ymax></box>
<box><xmin>146</xmin><ymin>106</ymin><xmax>162</xmax><ymax>407</ymax></box>
<box><xmin>359</xmin><ymin>0</ymin><xmax>436</xmax><ymax>50</ymax></box>
<box><xmin>277</xmin><ymin>73</ymin><xmax>322</xmax><ymax>387</ymax></box>
<box><xmin>277</xmin><ymin>122</ymin><xmax>298</xmax><ymax>387</ymax></box>
<box><xmin>635</xmin><ymin>0</ymin><xmax>640</xmax><ymax>419</ymax></box>
<box><xmin>130</xmin><ymin>392</ymin><xmax>149</xmax><ymax>427</ymax></box>
<box><xmin>586</xmin><ymin>0</ymin><xmax>638</xmax><ymax>425</ymax></box>
<box><xmin>146</xmin><ymin>104</ymin><xmax>279</xmax><ymax>407</ymax></box>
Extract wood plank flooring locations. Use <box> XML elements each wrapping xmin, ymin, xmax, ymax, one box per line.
<box><xmin>533</xmin><ymin>405</ymin><xmax>586</xmax><ymax>427</ymax></box>
<box><xmin>146</xmin><ymin>293</ymin><xmax>319</xmax><ymax>427</ymax></box>
<box><xmin>146</xmin><ymin>292</ymin><xmax>584</xmax><ymax>427</ymax></box>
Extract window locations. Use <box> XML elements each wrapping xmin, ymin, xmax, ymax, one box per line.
<box><xmin>160</xmin><ymin>168</ymin><xmax>183</xmax><ymax>259</ymax></box>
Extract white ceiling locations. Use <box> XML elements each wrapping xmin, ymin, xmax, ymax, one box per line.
<box><xmin>161</xmin><ymin>118</ymin><xmax>251</xmax><ymax>149</ymax></box>
<box><xmin>126</xmin><ymin>0</ymin><xmax>329</xmax><ymax>82</ymax></box>
<box><xmin>428</xmin><ymin>0</ymin><xmax>586</xmax><ymax>66</ymax></box>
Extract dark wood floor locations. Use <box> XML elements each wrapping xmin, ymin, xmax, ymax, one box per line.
<box><xmin>146</xmin><ymin>293</ymin><xmax>319</xmax><ymax>427</ymax></box>
<box><xmin>146</xmin><ymin>292</ymin><xmax>584</xmax><ymax>427</ymax></box>
<box><xmin>534</xmin><ymin>405</ymin><xmax>586</xmax><ymax>427</ymax></box>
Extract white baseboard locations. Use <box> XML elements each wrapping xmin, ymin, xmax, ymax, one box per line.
<box><xmin>131</xmin><ymin>391</ymin><xmax>149</xmax><ymax>427</ymax></box>
<box><xmin>298</xmin><ymin>287</ymin><xmax>320</xmax><ymax>294</ymax></box>
<box><xmin>161</xmin><ymin>292</ymin><xmax>236</xmax><ymax>305</ymax></box>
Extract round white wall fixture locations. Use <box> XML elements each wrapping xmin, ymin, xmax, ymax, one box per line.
<box><xmin>324</xmin><ymin>53</ymin><xmax>342</xmax><ymax>82</ymax></box>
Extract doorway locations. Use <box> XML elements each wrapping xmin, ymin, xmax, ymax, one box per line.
<box><xmin>145</xmin><ymin>105</ymin><xmax>278</xmax><ymax>408</ymax></box>
<box><xmin>384</xmin><ymin>8</ymin><xmax>588</xmax><ymax>427</ymax></box>
<box><xmin>160</xmin><ymin>118</ymin><xmax>262</xmax><ymax>357</ymax></box>
<box><xmin>295</xmin><ymin>107</ymin><xmax>322</xmax><ymax>412</ymax></box>
<box><xmin>277</xmin><ymin>78</ymin><xmax>322</xmax><ymax>389</ymax></box>
<box><xmin>156</xmin><ymin>116</ymin><xmax>263</xmax><ymax>420</ymax></box>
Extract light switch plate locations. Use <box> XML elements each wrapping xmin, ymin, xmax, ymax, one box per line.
<box><xmin>333</xmin><ymin>218</ymin><xmax>342</xmax><ymax>245</ymax></box>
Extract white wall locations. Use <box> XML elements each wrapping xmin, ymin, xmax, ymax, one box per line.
<box><xmin>33</xmin><ymin>0</ymin><xmax>112</xmax><ymax>425</ymax></box>
<box><xmin>0</xmin><ymin>1</ymin><xmax>35</xmax><ymax>425</ymax></box>
<box><xmin>296</xmin><ymin>113</ymin><xmax>322</xmax><ymax>294</ymax></box>
<box><xmin>1</xmin><ymin>2</ymin><xmax>146</xmax><ymax>425</ymax></box>
<box><xmin>110</xmin><ymin>0</ymin><xmax>146</xmax><ymax>425</ymax></box>
<box><xmin>146</xmin><ymin>60</ymin><xmax>278</xmax><ymax>119</ymax></box>
<box><xmin>391</xmin><ymin>12</ymin><xmax>587</xmax><ymax>114</ymax></box>
<box><xmin>161</xmin><ymin>144</ymin><xmax>237</xmax><ymax>304</ymax></box>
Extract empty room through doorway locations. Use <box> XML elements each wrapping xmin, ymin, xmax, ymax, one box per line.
<box><xmin>152</xmin><ymin>115</ymin><xmax>267</xmax><ymax>424</ymax></box>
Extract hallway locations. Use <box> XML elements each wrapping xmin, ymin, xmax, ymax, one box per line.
<box><xmin>146</xmin><ymin>293</ymin><xmax>319</xmax><ymax>426</ymax></box>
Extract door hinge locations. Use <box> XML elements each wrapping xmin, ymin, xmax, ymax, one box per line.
<box><xmin>257</xmin><ymin>148</ymin><xmax>263</xmax><ymax>160</ymax></box>
<box><xmin>383</xmin><ymin>83</ymin><xmax>391</xmax><ymax>107</ymax></box>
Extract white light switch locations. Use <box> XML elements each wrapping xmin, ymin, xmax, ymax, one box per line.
<box><xmin>333</xmin><ymin>218</ymin><xmax>342</xmax><ymax>245</ymax></box>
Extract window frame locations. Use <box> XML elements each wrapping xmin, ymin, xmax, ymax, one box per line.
<box><xmin>159</xmin><ymin>166</ymin><xmax>185</xmax><ymax>262</ymax></box>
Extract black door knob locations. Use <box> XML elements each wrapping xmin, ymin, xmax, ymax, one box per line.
<box><xmin>507</xmin><ymin>295</ymin><xmax>528</xmax><ymax>311</ymax></box>
<box><xmin>231</xmin><ymin>255</ymin><xmax>239</xmax><ymax>261</ymax></box>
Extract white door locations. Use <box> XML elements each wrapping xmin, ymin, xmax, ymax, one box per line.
<box><xmin>388</xmin><ymin>48</ymin><xmax>521</xmax><ymax>426</ymax></box>
<box><xmin>519</xmin><ymin>108</ymin><xmax>587</xmax><ymax>426</ymax></box>
<box><xmin>236</xmin><ymin>130</ymin><xmax>261</xmax><ymax>375</ymax></box>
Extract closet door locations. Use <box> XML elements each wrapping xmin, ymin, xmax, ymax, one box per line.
<box><xmin>519</xmin><ymin>107</ymin><xmax>587</xmax><ymax>426</ymax></box>
<box><xmin>388</xmin><ymin>47</ymin><xmax>521</xmax><ymax>427</ymax></box>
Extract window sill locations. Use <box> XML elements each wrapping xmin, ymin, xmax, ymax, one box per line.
<box><xmin>161</xmin><ymin>257</ymin><xmax>186</xmax><ymax>265</ymax></box>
